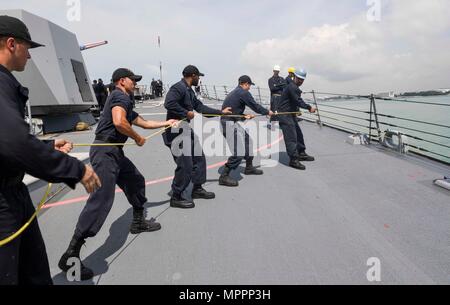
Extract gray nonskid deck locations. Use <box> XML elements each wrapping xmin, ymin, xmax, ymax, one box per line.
<box><xmin>36</xmin><ymin>98</ymin><xmax>449</xmax><ymax>285</ymax></box>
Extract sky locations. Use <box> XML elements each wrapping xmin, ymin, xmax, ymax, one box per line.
<box><xmin>1</xmin><ymin>0</ymin><xmax>449</xmax><ymax>94</ymax></box>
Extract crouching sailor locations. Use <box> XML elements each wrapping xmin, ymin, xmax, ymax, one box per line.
<box><xmin>59</xmin><ymin>68</ymin><xmax>178</xmax><ymax>281</ymax></box>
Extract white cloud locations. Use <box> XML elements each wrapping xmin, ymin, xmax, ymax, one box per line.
<box><xmin>1</xmin><ymin>0</ymin><xmax>449</xmax><ymax>93</ymax></box>
<box><xmin>387</xmin><ymin>0</ymin><xmax>450</xmax><ymax>39</ymax></box>
<box><xmin>241</xmin><ymin>0</ymin><xmax>450</xmax><ymax>94</ymax></box>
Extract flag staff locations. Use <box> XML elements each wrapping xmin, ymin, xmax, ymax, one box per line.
<box><xmin>158</xmin><ymin>36</ymin><xmax>163</xmax><ymax>84</ymax></box>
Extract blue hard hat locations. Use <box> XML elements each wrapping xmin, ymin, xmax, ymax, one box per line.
<box><xmin>294</xmin><ymin>68</ymin><xmax>307</xmax><ymax>80</ymax></box>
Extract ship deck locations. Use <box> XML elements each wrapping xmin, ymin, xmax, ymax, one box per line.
<box><xmin>35</xmin><ymin>98</ymin><xmax>450</xmax><ymax>285</ymax></box>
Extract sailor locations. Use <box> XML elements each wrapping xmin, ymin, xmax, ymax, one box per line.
<box><xmin>92</xmin><ymin>79</ymin><xmax>98</xmax><ymax>94</ymax></box>
<box><xmin>107</xmin><ymin>79</ymin><xmax>115</xmax><ymax>95</ymax></box>
<box><xmin>96</xmin><ymin>78</ymin><xmax>108</xmax><ymax>111</ymax></box>
<box><xmin>93</xmin><ymin>79</ymin><xmax>102</xmax><ymax>109</ymax></box>
<box><xmin>157</xmin><ymin>79</ymin><xmax>163</xmax><ymax>97</ymax></box>
<box><xmin>268</xmin><ymin>65</ymin><xmax>286</xmax><ymax>127</ymax></box>
<box><xmin>163</xmin><ymin>65</ymin><xmax>232</xmax><ymax>208</ymax></box>
<box><xmin>151</xmin><ymin>78</ymin><xmax>157</xmax><ymax>97</ymax></box>
<box><xmin>0</xmin><ymin>15</ymin><xmax>101</xmax><ymax>285</ymax></box>
<box><xmin>195</xmin><ymin>83</ymin><xmax>201</xmax><ymax>96</ymax></box>
<box><xmin>219</xmin><ymin>75</ymin><xmax>273</xmax><ymax>187</ymax></box>
<box><xmin>286</xmin><ymin>67</ymin><xmax>296</xmax><ymax>85</ymax></box>
<box><xmin>59</xmin><ymin>68</ymin><xmax>178</xmax><ymax>281</ymax></box>
<box><xmin>278</xmin><ymin>68</ymin><xmax>316</xmax><ymax>170</ymax></box>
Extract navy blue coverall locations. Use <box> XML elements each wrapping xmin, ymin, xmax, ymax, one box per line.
<box><xmin>163</xmin><ymin>79</ymin><xmax>223</xmax><ymax>198</ymax></box>
<box><xmin>221</xmin><ymin>86</ymin><xmax>269</xmax><ymax>170</ymax></box>
<box><xmin>278</xmin><ymin>82</ymin><xmax>313</xmax><ymax>160</ymax></box>
<box><xmin>0</xmin><ymin>64</ymin><xmax>85</xmax><ymax>285</ymax></box>
<box><xmin>268</xmin><ymin>75</ymin><xmax>285</xmax><ymax>112</ymax></box>
<box><xmin>73</xmin><ymin>89</ymin><xmax>147</xmax><ymax>240</ymax></box>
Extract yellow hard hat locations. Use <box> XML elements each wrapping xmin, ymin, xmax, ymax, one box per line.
<box><xmin>288</xmin><ymin>67</ymin><xmax>296</xmax><ymax>73</ymax></box>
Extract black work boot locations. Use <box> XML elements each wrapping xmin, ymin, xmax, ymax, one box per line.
<box><xmin>219</xmin><ymin>166</ymin><xmax>239</xmax><ymax>187</ymax></box>
<box><xmin>289</xmin><ymin>159</ymin><xmax>306</xmax><ymax>170</ymax></box>
<box><xmin>298</xmin><ymin>152</ymin><xmax>315</xmax><ymax>162</ymax></box>
<box><xmin>170</xmin><ymin>194</ymin><xmax>195</xmax><ymax>209</ymax></box>
<box><xmin>192</xmin><ymin>185</ymin><xmax>216</xmax><ymax>200</ymax></box>
<box><xmin>244</xmin><ymin>161</ymin><xmax>264</xmax><ymax>175</ymax></box>
<box><xmin>130</xmin><ymin>208</ymin><xmax>162</xmax><ymax>234</ymax></box>
<box><xmin>58</xmin><ymin>236</ymin><xmax>94</xmax><ymax>281</ymax></box>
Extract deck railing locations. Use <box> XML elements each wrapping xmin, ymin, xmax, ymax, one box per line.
<box><xmin>199</xmin><ymin>84</ymin><xmax>450</xmax><ymax>165</ymax></box>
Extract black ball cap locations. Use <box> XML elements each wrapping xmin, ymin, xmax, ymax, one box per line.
<box><xmin>182</xmin><ymin>65</ymin><xmax>205</xmax><ymax>77</ymax></box>
<box><xmin>239</xmin><ymin>75</ymin><xmax>255</xmax><ymax>86</ymax></box>
<box><xmin>112</xmin><ymin>68</ymin><xmax>142</xmax><ymax>83</ymax></box>
<box><xmin>0</xmin><ymin>15</ymin><xmax>45</xmax><ymax>49</ymax></box>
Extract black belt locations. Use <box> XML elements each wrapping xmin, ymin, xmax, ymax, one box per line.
<box><xmin>167</xmin><ymin>112</ymin><xmax>192</xmax><ymax>123</ymax></box>
<box><xmin>95</xmin><ymin>134</ymin><xmax>123</xmax><ymax>143</ymax></box>
<box><xmin>221</xmin><ymin>116</ymin><xmax>245</xmax><ymax>123</ymax></box>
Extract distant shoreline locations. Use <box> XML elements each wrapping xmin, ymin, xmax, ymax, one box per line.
<box><xmin>317</xmin><ymin>91</ymin><xmax>450</xmax><ymax>101</ymax></box>
<box><xmin>399</xmin><ymin>90</ymin><xmax>450</xmax><ymax>97</ymax></box>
